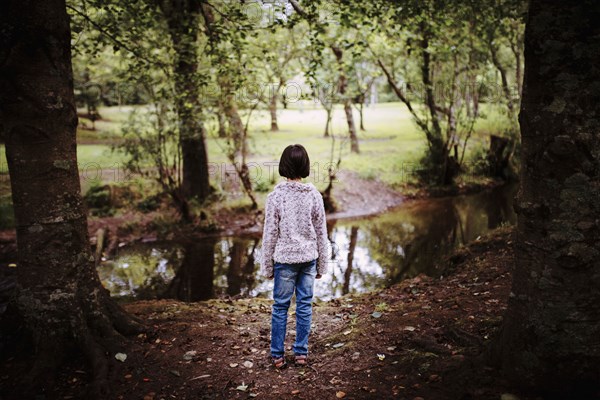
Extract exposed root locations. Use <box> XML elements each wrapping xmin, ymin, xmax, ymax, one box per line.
<box><xmin>21</xmin><ymin>340</ymin><xmax>66</xmax><ymax>398</ymax></box>
<box><xmin>79</xmin><ymin>329</ymin><xmax>110</xmax><ymax>400</ymax></box>
<box><xmin>106</xmin><ymin>300</ymin><xmax>148</xmax><ymax>335</ymax></box>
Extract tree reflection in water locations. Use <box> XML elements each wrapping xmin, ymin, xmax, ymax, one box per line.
<box><xmin>162</xmin><ymin>239</ymin><xmax>217</xmax><ymax>302</ymax></box>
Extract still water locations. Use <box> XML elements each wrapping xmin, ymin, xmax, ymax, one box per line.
<box><xmin>98</xmin><ymin>184</ymin><xmax>518</xmax><ymax>302</ymax></box>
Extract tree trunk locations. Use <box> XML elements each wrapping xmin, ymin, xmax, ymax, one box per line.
<box><xmin>487</xmin><ymin>135</ymin><xmax>512</xmax><ymax>180</ymax></box>
<box><xmin>492</xmin><ymin>0</ymin><xmax>600</xmax><ymax>396</ymax></box>
<box><xmin>344</xmin><ymin>99</ymin><xmax>359</xmax><ymax>153</ymax></box>
<box><xmin>0</xmin><ymin>0</ymin><xmax>144</xmax><ymax>396</ymax></box>
<box><xmin>269</xmin><ymin>92</ymin><xmax>279</xmax><ymax>131</ymax></box>
<box><xmin>331</xmin><ymin>46</ymin><xmax>359</xmax><ymax>153</ymax></box>
<box><xmin>222</xmin><ymin>95</ymin><xmax>258</xmax><ymax>209</ymax></box>
<box><xmin>323</xmin><ymin>106</ymin><xmax>332</xmax><ymax>137</ymax></box>
<box><xmin>217</xmin><ymin>107</ymin><xmax>227</xmax><ymax>138</ymax></box>
<box><xmin>159</xmin><ymin>0</ymin><xmax>210</xmax><ymax>202</ymax></box>
<box><xmin>358</xmin><ymin>102</ymin><xmax>365</xmax><ymax>131</ymax></box>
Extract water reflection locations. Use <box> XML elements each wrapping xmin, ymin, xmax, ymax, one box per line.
<box><xmin>98</xmin><ymin>183</ymin><xmax>517</xmax><ymax>302</ymax></box>
<box><xmin>163</xmin><ymin>239</ymin><xmax>217</xmax><ymax>301</ymax></box>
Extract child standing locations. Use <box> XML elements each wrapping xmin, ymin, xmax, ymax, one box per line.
<box><xmin>261</xmin><ymin>144</ymin><xmax>329</xmax><ymax>369</ymax></box>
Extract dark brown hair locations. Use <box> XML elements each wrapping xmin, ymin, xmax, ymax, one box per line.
<box><xmin>278</xmin><ymin>144</ymin><xmax>310</xmax><ymax>179</ymax></box>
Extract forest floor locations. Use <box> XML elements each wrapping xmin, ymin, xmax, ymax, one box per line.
<box><xmin>1</xmin><ymin>226</ymin><xmax>537</xmax><ymax>400</ymax></box>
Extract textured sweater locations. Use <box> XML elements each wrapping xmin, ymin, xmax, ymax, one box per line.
<box><xmin>260</xmin><ymin>180</ymin><xmax>330</xmax><ymax>277</ymax></box>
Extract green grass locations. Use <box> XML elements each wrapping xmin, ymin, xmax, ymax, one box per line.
<box><xmin>0</xmin><ymin>101</ymin><xmax>512</xmax><ymax>229</ymax></box>
<box><xmin>1</xmin><ymin>102</ymin><xmax>509</xmax><ymax>185</ymax></box>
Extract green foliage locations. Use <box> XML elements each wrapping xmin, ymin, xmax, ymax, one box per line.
<box><xmin>136</xmin><ymin>194</ymin><xmax>163</xmax><ymax>213</ymax></box>
<box><xmin>83</xmin><ymin>181</ymin><xmax>115</xmax><ymax>216</ymax></box>
<box><xmin>0</xmin><ymin>189</ymin><xmax>15</xmax><ymax>230</ymax></box>
<box><xmin>253</xmin><ymin>178</ymin><xmax>273</xmax><ymax>193</ymax></box>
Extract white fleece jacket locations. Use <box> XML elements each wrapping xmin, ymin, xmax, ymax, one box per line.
<box><xmin>260</xmin><ymin>180</ymin><xmax>330</xmax><ymax>277</ymax></box>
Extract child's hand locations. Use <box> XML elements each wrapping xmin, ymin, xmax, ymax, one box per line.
<box><xmin>316</xmin><ymin>274</ymin><xmax>322</xmax><ymax>279</ymax></box>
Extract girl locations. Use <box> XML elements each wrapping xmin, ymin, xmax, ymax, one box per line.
<box><xmin>261</xmin><ymin>144</ymin><xmax>329</xmax><ymax>369</ymax></box>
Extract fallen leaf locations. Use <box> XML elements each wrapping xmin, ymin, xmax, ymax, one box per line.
<box><xmin>236</xmin><ymin>383</ymin><xmax>248</xmax><ymax>391</ymax></box>
<box><xmin>243</xmin><ymin>361</ymin><xmax>254</xmax><ymax>368</ymax></box>
<box><xmin>343</xmin><ymin>330</ymin><xmax>352</xmax><ymax>336</ymax></box>
<box><xmin>387</xmin><ymin>346</ymin><xmax>397</xmax><ymax>351</ymax></box>
<box><xmin>183</xmin><ymin>351</ymin><xmax>197</xmax><ymax>361</ymax></box>
<box><xmin>336</xmin><ymin>391</ymin><xmax>346</xmax><ymax>398</ymax></box>
<box><xmin>291</xmin><ymin>389</ymin><xmax>300</xmax><ymax>395</ymax></box>
<box><xmin>230</xmin><ymin>363</ymin><xmax>239</xmax><ymax>368</ymax></box>
<box><xmin>371</xmin><ymin>311</ymin><xmax>383</xmax><ymax>318</ymax></box>
<box><xmin>377</xmin><ymin>354</ymin><xmax>386</xmax><ymax>361</ymax></box>
<box><xmin>332</xmin><ymin>342</ymin><xmax>345</xmax><ymax>349</ymax></box>
<box><xmin>8</xmin><ymin>263</ymin><xmax>16</xmax><ymax>268</ymax></box>
<box><xmin>115</xmin><ymin>353</ymin><xmax>127</xmax><ymax>362</ymax></box>
<box><xmin>403</xmin><ymin>326</ymin><xmax>416</xmax><ymax>331</ymax></box>
<box><xmin>189</xmin><ymin>375</ymin><xmax>210</xmax><ymax>381</ymax></box>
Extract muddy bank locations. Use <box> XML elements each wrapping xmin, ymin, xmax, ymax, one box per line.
<box><xmin>1</xmin><ymin>226</ymin><xmax>534</xmax><ymax>399</ymax></box>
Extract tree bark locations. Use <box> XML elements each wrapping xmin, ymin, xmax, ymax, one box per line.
<box><xmin>358</xmin><ymin>102</ymin><xmax>365</xmax><ymax>131</ymax></box>
<box><xmin>0</xmin><ymin>0</ymin><xmax>144</xmax><ymax>396</ymax></box>
<box><xmin>217</xmin><ymin>105</ymin><xmax>227</xmax><ymax>138</ymax></box>
<box><xmin>343</xmin><ymin>98</ymin><xmax>359</xmax><ymax>153</ymax></box>
<box><xmin>492</xmin><ymin>0</ymin><xmax>600</xmax><ymax>396</ymax></box>
<box><xmin>323</xmin><ymin>106</ymin><xmax>332</xmax><ymax>137</ymax></box>
<box><xmin>331</xmin><ymin>45</ymin><xmax>359</xmax><ymax>154</ymax></box>
<box><xmin>158</xmin><ymin>0</ymin><xmax>210</xmax><ymax>202</ymax></box>
<box><xmin>269</xmin><ymin>89</ymin><xmax>279</xmax><ymax>131</ymax></box>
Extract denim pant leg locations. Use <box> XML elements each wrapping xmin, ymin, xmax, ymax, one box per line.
<box><xmin>271</xmin><ymin>262</ymin><xmax>298</xmax><ymax>357</ymax></box>
<box><xmin>293</xmin><ymin>259</ymin><xmax>317</xmax><ymax>356</ymax></box>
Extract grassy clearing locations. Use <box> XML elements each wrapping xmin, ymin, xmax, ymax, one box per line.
<box><xmin>0</xmin><ymin>102</ymin><xmax>511</xmax><ymax>228</ymax></box>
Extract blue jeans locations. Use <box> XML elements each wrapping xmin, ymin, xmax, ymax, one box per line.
<box><xmin>270</xmin><ymin>259</ymin><xmax>317</xmax><ymax>358</ymax></box>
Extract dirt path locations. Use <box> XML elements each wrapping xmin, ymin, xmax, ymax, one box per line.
<box><xmin>0</xmin><ymin>227</ymin><xmax>532</xmax><ymax>399</ymax></box>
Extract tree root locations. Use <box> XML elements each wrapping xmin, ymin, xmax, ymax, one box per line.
<box><xmin>16</xmin><ymin>285</ymin><xmax>148</xmax><ymax>399</ymax></box>
<box><xmin>79</xmin><ymin>329</ymin><xmax>110</xmax><ymax>400</ymax></box>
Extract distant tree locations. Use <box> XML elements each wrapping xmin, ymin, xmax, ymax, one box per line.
<box><xmin>153</xmin><ymin>0</ymin><xmax>211</xmax><ymax>202</ymax></box>
<box><xmin>492</xmin><ymin>0</ymin><xmax>600</xmax><ymax>396</ymax></box>
<box><xmin>70</xmin><ymin>0</ymin><xmax>211</xmax><ymax>207</ymax></box>
<box><xmin>289</xmin><ymin>0</ymin><xmax>360</xmax><ymax>153</ymax></box>
<box><xmin>0</xmin><ymin>0</ymin><xmax>144</xmax><ymax>397</ymax></box>
<box><xmin>249</xmin><ymin>25</ymin><xmax>305</xmax><ymax>131</ymax></box>
<box><xmin>200</xmin><ymin>1</ymin><xmax>258</xmax><ymax>209</ymax></box>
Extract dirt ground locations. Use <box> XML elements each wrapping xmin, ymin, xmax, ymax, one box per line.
<box><xmin>1</xmin><ymin>226</ymin><xmax>538</xmax><ymax>400</ymax></box>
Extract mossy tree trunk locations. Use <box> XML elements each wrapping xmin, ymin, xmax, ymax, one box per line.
<box><xmin>0</xmin><ymin>0</ymin><xmax>144</xmax><ymax>397</ymax></box>
<box><xmin>492</xmin><ymin>0</ymin><xmax>600</xmax><ymax>396</ymax></box>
